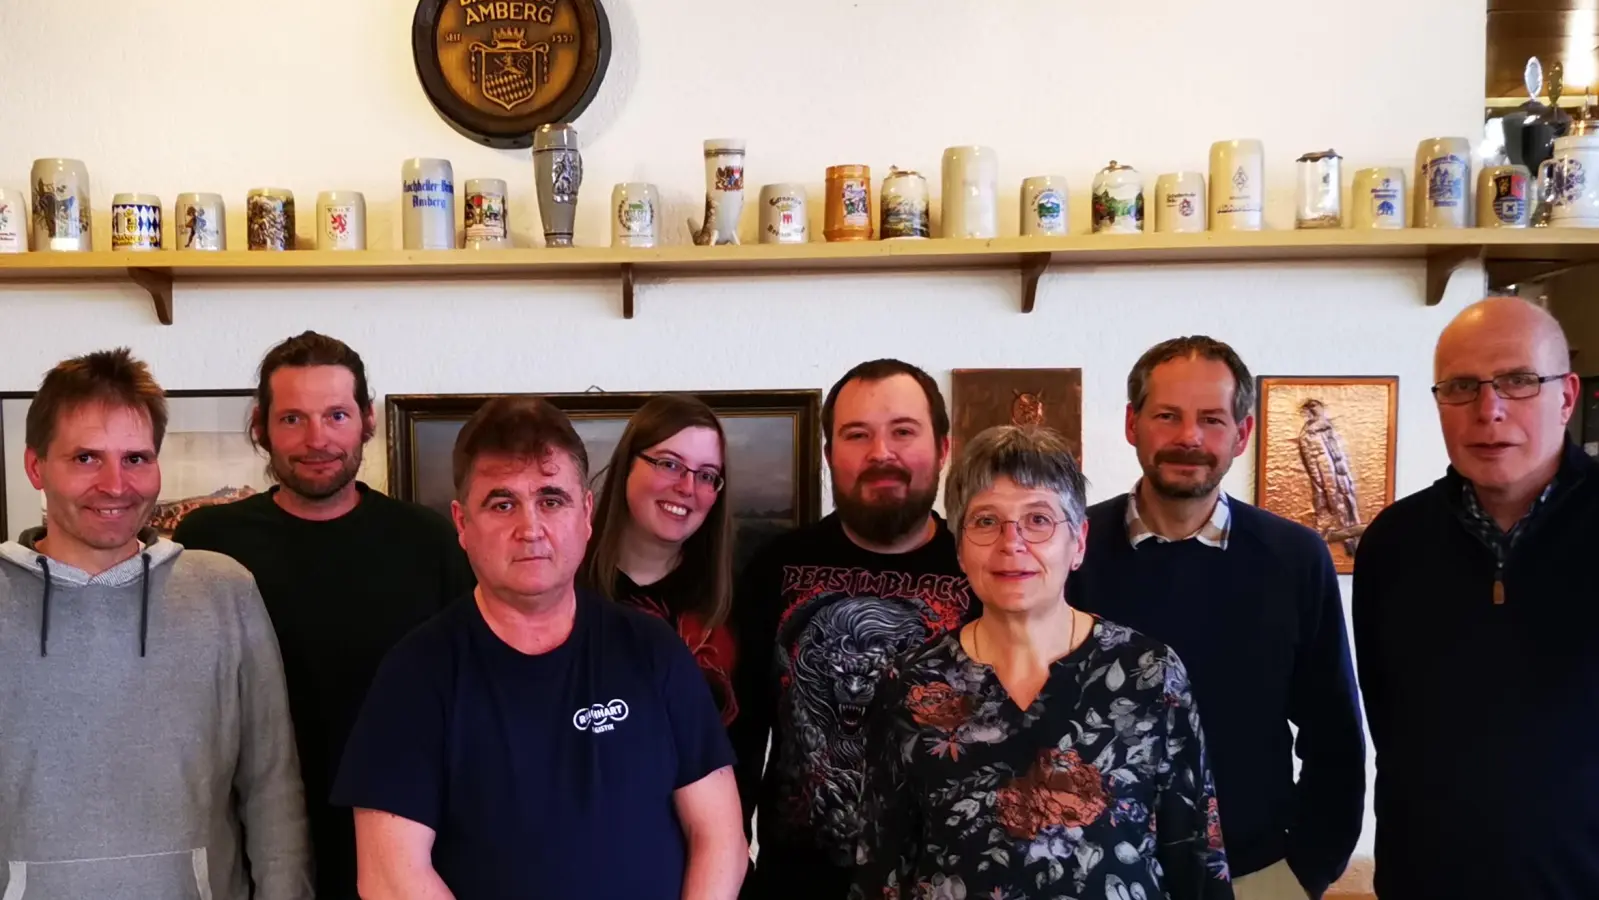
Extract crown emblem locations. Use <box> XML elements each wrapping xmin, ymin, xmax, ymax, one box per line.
<box><xmin>492</xmin><ymin>27</ymin><xmax>528</xmax><ymax>47</ymax></box>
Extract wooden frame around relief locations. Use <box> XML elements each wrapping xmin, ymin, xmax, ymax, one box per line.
<box><xmin>1254</xmin><ymin>376</ymin><xmax>1398</xmax><ymax>574</ymax></box>
<box><xmin>387</xmin><ymin>390</ymin><xmax>823</xmax><ymax>572</ymax></box>
<box><xmin>2</xmin><ymin>389</ymin><xmax>262</xmax><ymax>542</ymax></box>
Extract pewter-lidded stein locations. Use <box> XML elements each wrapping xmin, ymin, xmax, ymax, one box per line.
<box><xmin>534</xmin><ymin>125</ymin><xmax>583</xmax><ymax>247</ymax></box>
<box><xmin>1295</xmin><ymin>149</ymin><xmax>1343</xmax><ymax>229</ymax></box>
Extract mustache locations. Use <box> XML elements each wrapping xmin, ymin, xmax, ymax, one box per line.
<box><xmin>857</xmin><ymin>464</ymin><xmax>911</xmax><ymax>484</ymax></box>
<box><xmin>1154</xmin><ymin>448</ymin><xmax>1217</xmax><ymax>467</ymax></box>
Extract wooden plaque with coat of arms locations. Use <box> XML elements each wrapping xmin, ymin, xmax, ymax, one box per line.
<box><xmin>412</xmin><ymin>0</ymin><xmax>611</xmax><ymax>148</ymax></box>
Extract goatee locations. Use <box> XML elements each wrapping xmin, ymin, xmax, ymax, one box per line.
<box><xmin>833</xmin><ymin>471</ymin><xmax>938</xmax><ymax>546</ymax></box>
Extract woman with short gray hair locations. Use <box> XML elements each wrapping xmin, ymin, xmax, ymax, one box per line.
<box><xmin>850</xmin><ymin>425</ymin><xmax>1233</xmax><ymax>900</ymax></box>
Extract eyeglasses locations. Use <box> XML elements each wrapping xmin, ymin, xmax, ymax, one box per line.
<box><xmin>636</xmin><ymin>453</ymin><xmax>725</xmax><ymax>492</ymax></box>
<box><xmin>963</xmin><ymin>512</ymin><xmax>1067</xmax><ymax>546</ymax></box>
<box><xmin>1431</xmin><ymin>371</ymin><xmax>1569</xmax><ymax>405</ymax></box>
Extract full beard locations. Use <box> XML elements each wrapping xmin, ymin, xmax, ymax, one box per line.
<box><xmin>833</xmin><ymin>476</ymin><xmax>938</xmax><ymax>546</ymax></box>
<box><xmin>271</xmin><ymin>450</ymin><xmax>362</xmax><ymax>501</ymax></box>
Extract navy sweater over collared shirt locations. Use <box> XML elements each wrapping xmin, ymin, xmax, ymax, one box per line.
<box><xmin>1353</xmin><ymin>440</ymin><xmax>1599</xmax><ymax>900</ymax></box>
<box><xmin>1071</xmin><ymin>495</ymin><xmax>1367</xmax><ymax>898</ymax></box>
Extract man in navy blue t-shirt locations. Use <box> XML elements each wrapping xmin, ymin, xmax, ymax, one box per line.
<box><xmin>332</xmin><ymin>396</ymin><xmax>748</xmax><ymax>899</ymax></box>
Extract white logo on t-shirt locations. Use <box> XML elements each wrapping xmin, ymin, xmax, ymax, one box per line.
<box><xmin>572</xmin><ymin>699</ymin><xmax>630</xmax><ymax>734</ymax></box>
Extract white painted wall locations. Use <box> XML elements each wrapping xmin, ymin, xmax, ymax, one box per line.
<box><xmin>0</xmin><ymin>0</ymin><xmax>1490</xmax><ymax>865</ymax></box>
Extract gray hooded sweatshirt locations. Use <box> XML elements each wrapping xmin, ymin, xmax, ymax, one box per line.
<box><xmin>0</xmin><ymin>527</ymin><xmax>312</xmax><ymax>900</ymax></box>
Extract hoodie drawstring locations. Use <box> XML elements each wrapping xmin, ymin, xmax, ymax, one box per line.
<box><xmin>34</xmin><ymin>552</ymin><xmax>153</xmax><ymax>658</ymax></box>
<box><xmin>139</xmin><ymin>552</ymin><xmax>151</xmax><ymax>658</ymax></box>
<box><xmin>38</xmin><ymin>555</ymin><xmax>52</xmax><ymax>657</ymax></box>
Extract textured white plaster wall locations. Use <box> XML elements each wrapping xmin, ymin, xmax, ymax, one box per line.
<box><xmin>0</xmin><ymin>0</ymin><xmax>1491</xmax><ymax>862</ymax></box>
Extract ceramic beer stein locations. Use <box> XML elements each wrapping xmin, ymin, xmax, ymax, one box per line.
<box><xmin>175</xmin><ymin>193</ymin><xmax>226</xmax><ymax>250</ymax></box>
<box><xmin>1092</xmin><ymin>161</ymin><xmax>1144</xmax><ymax>234</ymax></box>
<box><xmin>758</xmin><ymin>183</ymin><xmax>808</xmax><ymax>244</ymax></box>
<box><xmin>879</xmin><ymin>168</ymin><xmax>930</xmax><ymax>240</ymax></box>
<box><xmin>1295</xmin><ymin>150</ymin><xmax>1343</xmax><ymax>229</ymax></box>
<box><xmin>612</xmin><ymin>183</ymin><xmax>661</xmax><ymax>248</ymax></box>
<box><xmin>941</xmin><ymin>145</ymin><xmax>999</xmax><ymax>239</ymax></box>
<box><xmin>111</xmin><ymin>193</ymin><xmax>162</xmax><ymax>251</ymax></box>
<box><xmin>463</xmin><ymin>179</ymin><xmax>509</xmax><ymax>249</ymax></box>
<box><xmin>0</xmin><ymin>188</ymin><xmax>29</xmax><ymax>252</ymax></box>
<box><xmin>1020</xmin><ymin>175</ymin><xmax>1069</xmax><ymax>236</ymax></box>
<box><xmin>1209</xmin><ymin>140</ymin><xmax>1264</xmax><ymax>231</ymax></box>
<box><xmin>317</xmin><ymin>191</ymin><xmax>367</xmax><ymax>250</ymax></box>
<box><xmin>402</xmin><ymin>158</ymin><xmax>457</xmax><ymax>249</ymax></box>
<box><xmin>1478</xmin><ymin>165</ymin><xmax>1530</xmax><ymax>228</ymax></box>
<box><xmin>534</xmin><ymin>126</ymin><xmax>584</xmax><ymax>247</ymax></box>
<box><xmin>30</xmin><ymin>158</ymin><xmax>92</xmax><ymax>251</ymax></box>
<box><xmin>691</xmin><ymin>139</ymin><xmax>745</xmax><ymax>246</ymax></box>
<box><xmin>1154</xmin><ymin>172</ymin><xmax>1206</xmax><ymax>233</ymax></box>
<box><xmin>1350</xmin><ymin>168</ymin><xmax>1406</xmax><ymax>229</ymax></box>
<box><xmin>1414</xmin><ymin>137</ymin><xmax>1472</xmax><ymax>228</ymax></box>
<box><xmin>825</xmin><ymin>165</ymin><xmax>873</xmax><ymax>241</ymax></box>
<box><xmin>1547</xmin><ymin>132</ymin><xmax>1599</xmax><ymax>227</ymax></box>
<box><xmin>247</xmin><ymin>188</ymin><xmax>296</xmax><ymax>251</ymax></box>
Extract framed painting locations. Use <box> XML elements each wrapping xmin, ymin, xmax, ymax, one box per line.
<box><xmin>387</xmin><ymin>390</ymin><xmax>823</xmax><ymax>572</ymax></box>
<box><xmin>1254</xmin><ymin>376</ymin><xmax>1398</xmax><ymax>574</ymax></box>
<box><xmin>1</xmin><ymin>389</ymin><xmax>268</xmax><ymax>542</ymax></box>
<box><xmin>951</xmin><ymin>368</ymin><xmax>1083</xmax><ymax>464</ymax></box>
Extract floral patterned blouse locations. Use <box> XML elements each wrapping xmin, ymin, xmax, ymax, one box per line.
<box><xmin>849</xmin><ymin>618</ymin><xmax>1233</xmax><ymax>900</ymax></box>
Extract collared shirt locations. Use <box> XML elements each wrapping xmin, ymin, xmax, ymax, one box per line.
<box><xmin>1458</xmin><ymin>477</ymin><xmax>1557</xmax><ymax>565</ymax></box>
<box><xmin>1125</xmin><ymin>481</ymin><xmax>1232</xmax><ymax>550</ymax></box>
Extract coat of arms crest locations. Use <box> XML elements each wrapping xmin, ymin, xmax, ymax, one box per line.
<box><xmin>470</xmin><ymin>28</ymin><xmax>550</xmax><ymax>111</ymax></box>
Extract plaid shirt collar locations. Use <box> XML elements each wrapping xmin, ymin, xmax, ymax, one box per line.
<box><xmin>1126</xmin><ymin>481</ymin><xmax>1232</xmax><ymax>550</ymax></box>
<box><xmin>1459</xmin><ymin>477</ymin><xmax>1557</xmax><ymax>561</ymax></box>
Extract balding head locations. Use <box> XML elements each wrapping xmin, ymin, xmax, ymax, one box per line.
<box><xmin>1432</xmin><ymin>296</ymin><xmax>1578</xmax><ymax>503</ymax></box>
<box><xmin>1434</xmin><ymin>296</ymin><xmax>1570</xmax><ymax>381</ymax></box>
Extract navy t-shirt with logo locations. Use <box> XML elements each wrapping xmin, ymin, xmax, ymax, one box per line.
<box><xmin>330</xmin><ymin>589</ymin><xmax>736</xmax><ymax>899</ymax></box>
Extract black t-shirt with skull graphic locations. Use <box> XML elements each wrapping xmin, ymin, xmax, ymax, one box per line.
<box><xmin>729</xmin><ymin>512</ymin><xmax>978</xmax><ymax>900</ymax></box>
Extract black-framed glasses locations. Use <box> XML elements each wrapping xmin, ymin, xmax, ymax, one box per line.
<box><xmin>636</xmin><ymin>453</ymin><xmax>725</xmax><ymax>492</ymax></box>
<box><xmin>963</xmin><ymin>512</ymin><xmax>1066</xmax><ymax>546</ymax></box>
<box><xmin>1431</xmin><ymin>372</ymin><xmax>1569</xmax><ymax>405</ymax></box>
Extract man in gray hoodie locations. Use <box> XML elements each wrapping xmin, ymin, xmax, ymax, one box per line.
<box><xmin>0</xmin><ymin>347</ymin><xmax>313</xmax><ymax>900</ymax></box>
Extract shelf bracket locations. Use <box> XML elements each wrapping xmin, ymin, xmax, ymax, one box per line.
<box><xmin>1424</xmin><ymin>247</ymin><xmax>1483</xmax><ymax>306</ymax></box>
<box><xmin>127</xmin><ymin>267</ymin><xmax>174</xmax><ymax>324</ymax></box>
<box><xmin>620</xmin><ymin>263</ymin><xmax>635</xmax><ymax>319</ymax></box>
<box><xmin>1020</xmin><ymin>252</ymin><xmax>1051</xmax><ymax>313</ymax></box>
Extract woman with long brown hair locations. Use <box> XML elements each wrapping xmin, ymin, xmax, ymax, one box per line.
<box><xmin>581</xmin><ymin>393</ymin><xmax>739</xmax><ymax>724</ymax></box>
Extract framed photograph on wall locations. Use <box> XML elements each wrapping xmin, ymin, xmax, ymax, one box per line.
<box><xmin>387</xmin><ymin>390</ymin><xmax>823</xmax><ymax>573</ymax></box>
<box><xmin>1254</xmin><ymin>376</ymin><xmax>1398</xmax><ymax>574</ymax></box>
<box><xmin>1</xmin><ymin>389</ymin><xmax>268</xmax><ymax>543</ymax></box>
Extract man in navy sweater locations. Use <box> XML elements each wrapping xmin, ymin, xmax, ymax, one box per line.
<box><xmin>1353</xmin><ymin>297</ymin><xmax>1597</xmax><ymax>900</ymax></box>
<box><xmin>1072</xmin><ymin>336</ymin><xmax>1366</xmax><ymax>900</ymax></box>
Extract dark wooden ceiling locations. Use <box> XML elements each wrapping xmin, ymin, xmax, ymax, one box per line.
<box><xmin>1488</xmin><ymin>0</ymin><xmax>1599</xmax><ymax>98</ymax></box>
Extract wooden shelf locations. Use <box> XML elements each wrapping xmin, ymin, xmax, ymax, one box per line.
<box><xmin>3</xmin><ymin>229</ymin><xmax>1598</xmax><ymax>323</ymax></box>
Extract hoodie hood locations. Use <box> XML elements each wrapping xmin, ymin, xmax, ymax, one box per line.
<box><xmin>0</xmin><ymin>525</ymin><xmax>183</xmax><ymax>657</ymax></box>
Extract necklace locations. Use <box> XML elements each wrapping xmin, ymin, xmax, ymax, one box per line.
<box><xmin>973</xmin><ymin>606</ymin><xmax>1077</xmax><ymax>666</ymax></box>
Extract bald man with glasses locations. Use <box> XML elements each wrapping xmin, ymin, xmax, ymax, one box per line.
<box><xmin>1353</xmin><ymin>296</ymin><xmax>1598</xmax><ymax>900</ymax></box>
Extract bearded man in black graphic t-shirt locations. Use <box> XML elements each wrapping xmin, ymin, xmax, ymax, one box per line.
<box><xmin>731</xmin><ymin>359</ymin><xmax>979</xmax><ymax>900</ymax></box>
